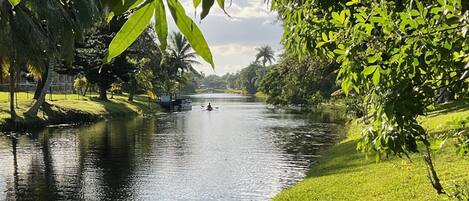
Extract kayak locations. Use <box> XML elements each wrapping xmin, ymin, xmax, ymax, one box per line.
<box><xmin>206</xmin><ymin>107</ymin><xmax>213</xmax><ymax>111</ymax></box>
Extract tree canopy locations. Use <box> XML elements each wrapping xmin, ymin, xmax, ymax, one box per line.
<box><xmin>272</xmin><ymin>0</ymin><xmax>469</xmax><ymax>194</ymax></box>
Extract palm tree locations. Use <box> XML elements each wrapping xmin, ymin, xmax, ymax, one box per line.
<box><xmin>255</xmin><ymin>45</ymin><xmax>276</xmax><ymax>67</ymax></box>
<box><xmin>0</xmin><ymin>1</ymin><xmax>50</xmax><ymax>120</ymax></box>
<box><xmin>0</xmin><ymin>0</ymin><xmax>100</xmax><ymax>119</ymax></box>
<box><xmin>167</xmin><ymin>32</ymin><xmax>201</xmax><ymax>77</ymax></box>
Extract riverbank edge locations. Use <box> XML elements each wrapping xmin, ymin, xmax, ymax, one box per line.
<box><xmin>0</xmin><ymin>96</ymin><xmax>164</xmax><ymax>132</ymax></box>
<box><xmin>273</xmin><ymin>102</ymin><xmax>469</xmax><ymax>201</ymax></box>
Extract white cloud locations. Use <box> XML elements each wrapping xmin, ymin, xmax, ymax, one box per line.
<box><xmin>192</xmin><ymin>43</ymin><xmax>283</xmax><ymax>76</ymax></box>
<box><xmin>180</xmin><ymin>0</ymin><xmax>275</xmax><ymax>20</ymax></box>
<box><xmin>167</xmin><ymin>0</ymin><xmax>283</xmax><ymax>75</ymax></box>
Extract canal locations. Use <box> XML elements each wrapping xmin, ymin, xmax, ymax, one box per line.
<box><xmin>0</xmin><ymin>93</ymin><xmax>342</xmax><ymax>201</ymax></box>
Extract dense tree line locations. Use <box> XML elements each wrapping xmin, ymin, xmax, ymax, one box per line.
<box><xmin>259</xmin><ymin>54</ymin><xmax>338</xmax><ymax>107</ymax></box>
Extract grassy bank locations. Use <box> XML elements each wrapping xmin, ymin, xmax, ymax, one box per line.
<box><xmin>274</xmin><ymin>102</ymin><xmax>469</xmax><ymax>201</ymax></box>
<box><xmin>195</xmin><ymin>88</ymin><xmax>243</xmax><ymax>94</ymax></box>
<box><xmin>0</xmin><ymin>92</ymin><xmax>162</xmax><ymax>131</ymax></box>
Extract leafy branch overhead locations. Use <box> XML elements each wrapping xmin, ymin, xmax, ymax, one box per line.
<box><xmin>272</xmin><ymin>0</ymin><xmax>469</xmax><ymax>195</ymax></box>
<box><xmin>102</xmin><ymin>0</ymin><xmax>226</xmax><ymax>68</ymax></box>
<box><xmin>7</xmin><ymin>0</ymin><xmax>224</xmax><ymax>68</ymax></box>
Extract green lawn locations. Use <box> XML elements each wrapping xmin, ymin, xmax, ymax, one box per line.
<box><xmin>274</xmin><ymin>102</ymin><xmax>469</xmax><ymax>201</ymax></box>
<box><xmin>0</xmin><ymin>92</ymin><xmax>162</xmax><ymax>129</ymax></box>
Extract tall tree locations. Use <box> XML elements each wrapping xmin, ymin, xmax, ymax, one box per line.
<box><xmin>272</xmin><ymin>0</ymin><xmax>469</xmax><ymax>194</ymax></box>
<box><xmin>168</xmin><ymin>32</ymin><xmax>201</xmax><ymax>76</ymax></box>
<box><xmin>255</xmin><ymin>45</ymin><xmax>276</xmax><ymax>67</ymax></box>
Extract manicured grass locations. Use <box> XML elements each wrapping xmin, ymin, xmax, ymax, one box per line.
<box><xmin>255</xmin><ymin>91</ymin><xmax>268</xmax><ymax>101</ymax></box>
<box><xmin>274</xmin><ymin>102</ymin><xmax>469</xmax><ymax>201</ymax></box>
<box><xmin>0</xmin><ymin>92</ymin><xmax>162</xmax><ymax>129</ymax></box>
<box><xmin>224</xmin><ymin>88</ymin><xmax>243</xmax><ymax>94</ymax></box>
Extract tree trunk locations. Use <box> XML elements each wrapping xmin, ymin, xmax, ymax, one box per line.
<box><xmin>25</xmin><ymin>61</ymin><xmax>54</xmax><ymax>117</ymax></box>
<box><xmin>83</xmin><ymin>84</ymin><xmax>89</xmax><ymax>96</ymax></box>
<box><xmin>33</xmin><ymin>69</ymin><xmax>48</xmax><ymax>99</ymax></box>
<box><xmin>8</xmin><ymin>62</ymin><xmax>17</xmax><ymax>121</ymax></box>
<box><xmin>128</xmin><ymin>80</ymin><xmax>136</xmax><ymax>102</ymax></box>
<box><xmin>423</xmin><ymin>143</ymin><xmax>445</xmax><ymax>194</ymax></box>
<box><xmin>98</xmin><ymin>84</ymin><xmax>108</xmax><ymax>101</ymax></box>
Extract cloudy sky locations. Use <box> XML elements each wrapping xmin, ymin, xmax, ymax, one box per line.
<box><xmin>168</xmin><ymin>0</ymin><xmax>283</xmax><ymax>75</ymax></box>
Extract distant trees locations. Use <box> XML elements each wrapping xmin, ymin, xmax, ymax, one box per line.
<box><xmin>202</xmin><ymin>75</ymin><xmax>226</xmax><ymax>89</ymax></box>
<box><xmin>259</xmin><ymin>54</ymin><xmax>338</xmax><ymax>106</ymax></box>
<box><xmin>239</xmin><ymin>63</ymin><xmax>266</xmax><ymax>94</ymax></box>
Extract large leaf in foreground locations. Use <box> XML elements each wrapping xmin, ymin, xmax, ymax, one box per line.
<box><xmin>105</xmin><ymin>1</ymin><xmax>154</xmax><ymax>62</ymax></box>
<box><xmin>8</xmin><ymin>0</ymin><xmax>20</xmax><ymax>7</ymax></box>
<box><xmin>167</xmin><ymin>0</ymin><xmax>214</xmax><ymax>68</ymax></box>
<box><xmin>153</xmin><ymin>0</ymin><xmax>168</xmax><ymax>50</ymax></box>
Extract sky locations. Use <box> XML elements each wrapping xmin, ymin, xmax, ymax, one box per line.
<box><xmin>168</xmin><ymin>0</ymin><xmax>283</xmax><ymax>75</ymax></box>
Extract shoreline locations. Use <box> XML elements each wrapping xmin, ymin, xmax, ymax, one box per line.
<box><xmin>0</xmin><ymin>93</ymin><xmax>163</xmax><ymax>132</ymax></box>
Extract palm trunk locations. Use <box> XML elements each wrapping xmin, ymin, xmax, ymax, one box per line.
<box><xmin>128</xmin><ymin>79</ymin><xmax>136</xmax><ymax>102</ymax></box>
<box><xmin>8</xmin><ymin>62</ymin><xmax>17</xmax><ymax>121</ymax></box>
<box><xmin>25</xmin><ymin>61</ymin><xmax>54</xmax><ymax>117</ymax></box>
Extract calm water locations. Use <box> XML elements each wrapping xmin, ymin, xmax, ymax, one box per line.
<box><xmin>0</xmin><ymin>94</ymin><xmax>342</xmax><ymax>201</ymax></box>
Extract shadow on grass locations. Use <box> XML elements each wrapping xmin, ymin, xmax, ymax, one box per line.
<box><xmin>305</xmin><ymin>139</ymin><xmax>380</xmax><ymax>179</ymax></box>
<box><xmin>428</xmin><ymin>101</ymin><xmax>469</xmax><ymax>116</ymax></box>
<box><xmin>90</xmin><ymin>97</ymin><xmax>139</xmax><ymax>117</ymax></box>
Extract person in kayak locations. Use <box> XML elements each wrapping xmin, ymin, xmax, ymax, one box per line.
<box><xmin>207</xmin><ymin>103</ymin><xmax>213</xmax><ymax>111</ymax></box>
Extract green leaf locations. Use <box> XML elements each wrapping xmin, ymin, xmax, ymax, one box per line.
<box><xmin>201</xmin><ymin>0</ymin><xmax>215</xmax><ymax>20</ymax></box>
<box><xmin>216</xmin><ymin>0</ymin><xmax>230</xmax><ymax>16</ymax></box>
<box><xmin>153</xmin><ymin>0</ymin><xmax>168</xmax><ymax>50</ymax></box>
<box><xmin>106</xmin><ymin>0</ymin><xmax>143</xmax><ymax>22</ymax></box>
<box><xmin>368</xmin><ymin>56</ymin><xmax>378</xmax><ymax>64</ymax></box>
<box><xmin>372</xmin><ymin>69</ymin><xmax>381</xmax><ymax>86</ymax></box>
<box><xmin>8</xmin><ymin>0</ymin><xmax>20</xmax><ymax>7</ymax></box>
<box><xmin>167</xmin><ymin>0</ymin><xmax>215</xmax><ymax>68</ymax></box>
<box><xmin>194</xmin><ymin>0</ymin><xmax>202</xmax><ymax>8</ymax></box>
<box><xmin>450</xmin><ymin>71</ymin><xmax>457</xmax><ymax>77</ymax></box>
<box><xmin>341</xmin><ymin>77</ymin><xmax>351</xmax><ymax>96</ymax></box>
<box><xmin>322</xmin><ymin>32</ymin><xmax>328</xmax><ymax>42</ymax></box>
<box><xmin>332</xmin><ymin>12</ymin><xmax>342</xmax><ymax>23</ymax></box>
<box><xmin>105</xmin><ymin>2</ymin><xmax>154</xmax><ymax>63</ymax></box>
<box><xmin>334</xmin><ymin>49</ymin><xmax>345</xmax><ymax>55</ymax></box>
<box><xmin>363</xmin><ymin>65</ymin><xmax>377</xmax><ymax>76</ymax></box>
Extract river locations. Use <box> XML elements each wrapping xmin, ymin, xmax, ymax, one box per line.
<box><xmin>0</xmin><ymin>93</ymin><xmax>342</xmax><ymax>201</ymax></box>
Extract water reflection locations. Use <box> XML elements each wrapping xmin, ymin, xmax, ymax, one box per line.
<box><xmin>0</xmin><ymin>94</ymin><xmax>342</xmax><ymax>201</ymax></box>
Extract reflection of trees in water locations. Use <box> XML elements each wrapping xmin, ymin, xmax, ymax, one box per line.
<box><xmin>152</xmin><ymin>114</ymin><xmax>191</xmax><ymax>167</ymax></box>
<box><xmin>2</xmin><ymin>118</ymin><xmax>157</xmax><ymax>201</ymax></box>
<box><xmin>77</xmin><ymin>118</ymin><xmax>156</xmax><ymax>200</ymax></box>
<box><xmin>267</xmin><ymin>123</ymin><xmax>339</xmax><ymax>162</ymax></box>
<box><xmin>5</xmin><ymin>133</ymin><xmax>62</xmax><ymax>200</ymax></box>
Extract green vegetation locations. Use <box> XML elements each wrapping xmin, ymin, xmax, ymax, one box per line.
<box><xmin>1</xmin><ymin>0</ymin><xmax>221</xmax><ymax>123</ymax></box>
<box><xmin>183</xmin><ymin>46</ymin><xmax>274</xmax><ymax>95</ymax></box>
<box><xmin>259</xmin><ymin>54</ymin><xmax>337</xmax><ymax>107</ymax></box>
<box><xmin>274</xmin><ymin>103</ymin><xmax>469</xmax><ymax>201</ymax></box>
<box><xmin>272</xmin><ymin>0</ymin><xmax>469</xmax><ymax>195</ymax></box>
<box><xmin>0</xmin><ymin>92</ymin><xmax>161</xmax><ymax>131</ymax></box>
